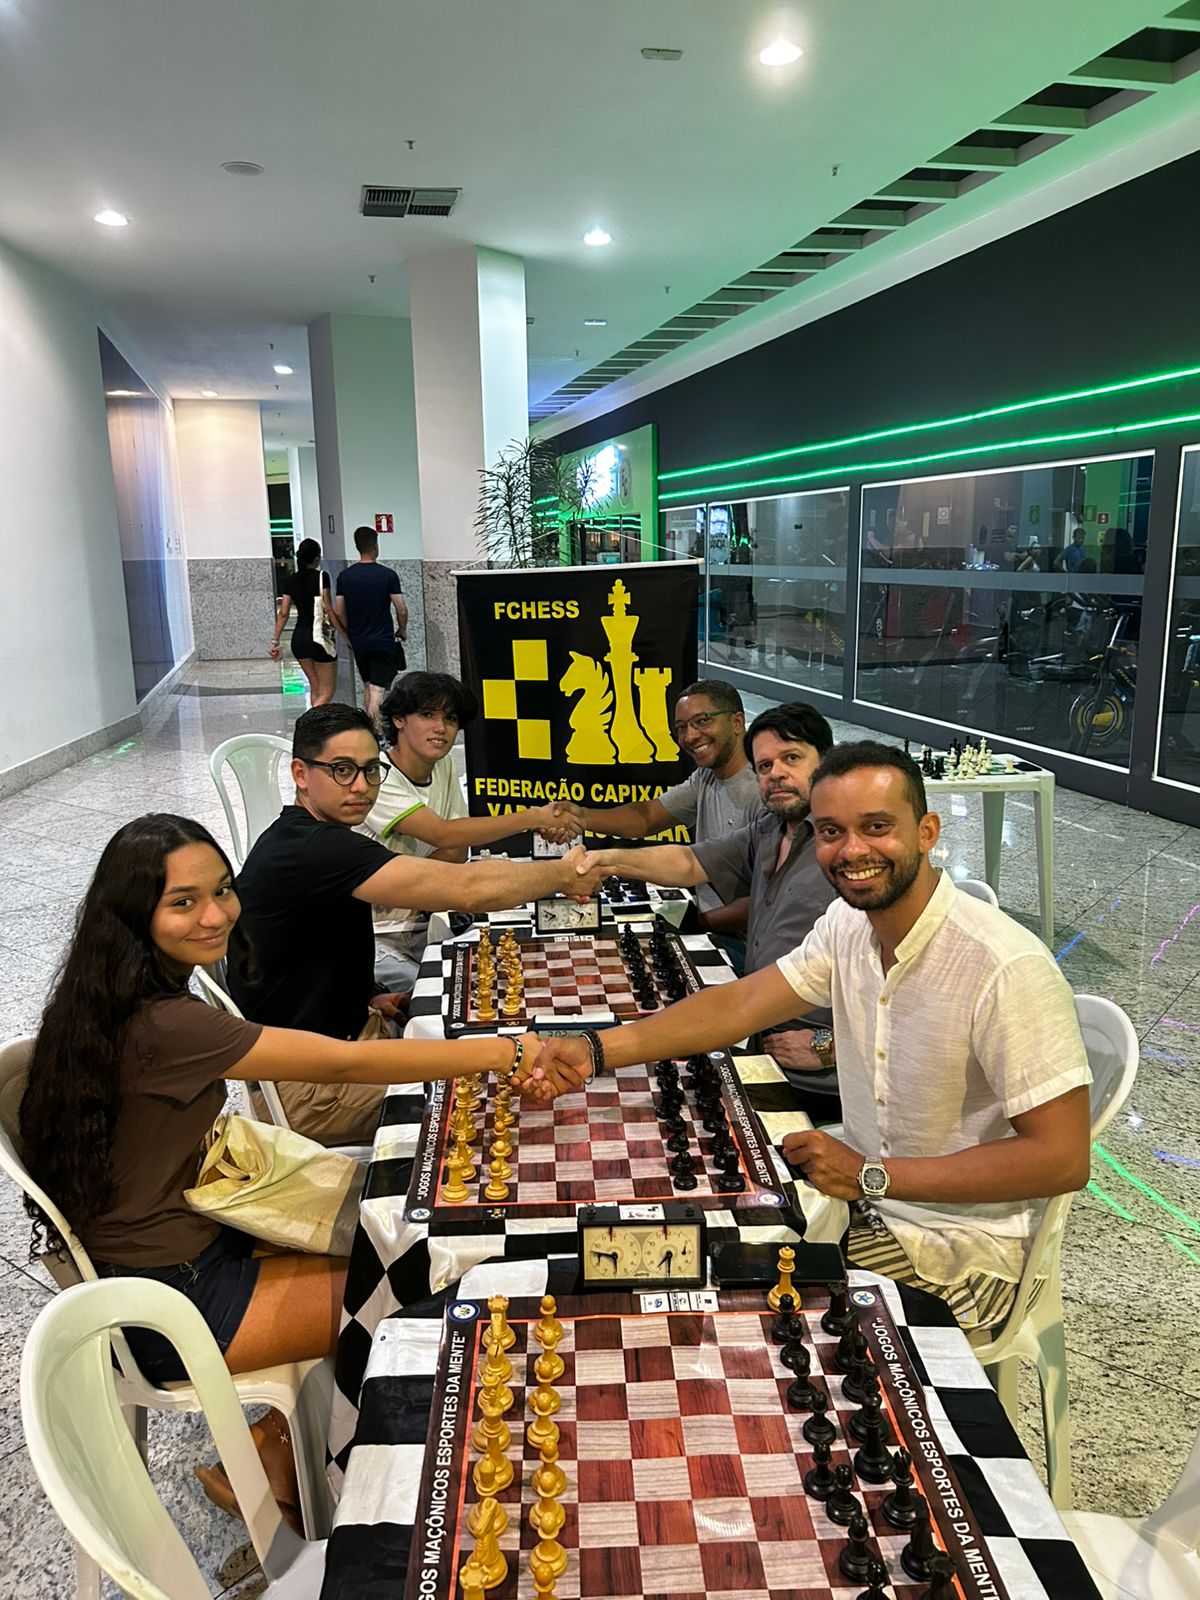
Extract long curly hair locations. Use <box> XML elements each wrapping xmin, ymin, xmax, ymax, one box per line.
<box><xmin>20</xmin><ymin>813</ymin><xmax>244</xmax><ymax>1256</ymax></box>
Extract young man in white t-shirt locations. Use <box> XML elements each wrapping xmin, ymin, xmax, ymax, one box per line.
<box><xmin>365</xmin><ymin>671</ymin><xmax>575</xmax><ymax>987</ymax></box>
<box><xmin>527</xmin><ymin>741</ymin><xmax>1092</xmax><ymax>1329</ymax></box>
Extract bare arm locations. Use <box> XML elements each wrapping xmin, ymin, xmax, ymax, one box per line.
<box><xmin>579</xmin><ymin>843</ymin><xmax>708</xmax><ymax>889</ymax></box>
<box><xmin>392</xmin><ymin>593</ymin><xmax>409</xmax><ymax>639</ymax></box>
<box><xmin>334</xmin><ymin>594</ymin><xmax>348</xmax><ymax>629</ymax></box>
<box><xmin>394</xmin><ymin>803</ymin><xmax>579</xmax><ymax>854</ymax></box>
<box><xmin>269</xmin><ymin>596</ymin><xmax>292</xmax><ymax>656</ymax></box>
<box><xmin>236</xmin><ymin>1025</ymin><xmax>527</xmax><ymax>1086</ymax></box>
<box><xmin>352</xmin><ymin>844</ymin><xmax>609</xmax><ymax>915</ymax></box>
<box><xmin>782</xmin><ymin>1087</ymin><xmax>1092</xmax><ymax>1203</ymax></box>
<box><xmin>558</xmin><ymin>796</ymin><xmax>675</xmax><ymax>839</ymax></box>
<box><xmin>325</xmin><ymin>586</ymin><xmax>349</xmax><ymax>638</ymax></box>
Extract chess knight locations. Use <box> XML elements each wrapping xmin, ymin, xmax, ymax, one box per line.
<box><xmin>559</xmin><ymin>579</ymin><xmax>680</xmax><ymax>766</ymax></box>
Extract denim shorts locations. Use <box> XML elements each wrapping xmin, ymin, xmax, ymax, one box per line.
<box><xmin>96</xmin><ymin>1226</ymin><xmax>262</xmax><ymax>1384</ymax></box>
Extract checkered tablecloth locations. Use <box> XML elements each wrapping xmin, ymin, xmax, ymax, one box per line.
<box><xmin>319</xmin><ymin>1263</ymin><xmax>1099</xmax><ymax>1600</ymax></box>
<box><xmin>330</xmin><ymin>928</ymin><xmax>791</xmax><ymax>1486</ymax></box>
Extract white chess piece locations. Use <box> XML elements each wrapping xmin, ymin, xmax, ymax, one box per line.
<box><xmin>1005</xmin><ymin>755</ymin><xmax>1016</xmax><ymax>774</ymax></box>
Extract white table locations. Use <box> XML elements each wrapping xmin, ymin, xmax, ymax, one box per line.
<box><xmin>926</xmin><ymin>762</ymin><xmax>1056</xmax><ymax>946</ymax></box>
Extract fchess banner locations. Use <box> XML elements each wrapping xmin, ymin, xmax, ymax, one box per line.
<box><xmin>457</xmin><ymin>562</ymin><xmax>700</xmax><ymax>842</ymax></box>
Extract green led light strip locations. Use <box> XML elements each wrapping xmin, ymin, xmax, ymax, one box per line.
<box><xmin>1167</xmin><ymin>1235</ymin><xmax>1200</xmax><ymax>1268</ymax></box>
<box><xmin>659</xmin><ymin>360</ymin><xmax>1200</xmax><ymax>484</ymax></box>
<box><xmin>1086</xmin><ymin>1179</ymin><xmax>1136</xmax><ymax>1222</ymax></box>
<box><xmin>658</xmin><ymin>408</ymin><xmax>1200</xmax><ymax>503</ymax></box>
<box><xmin>1092</xmin><ymin>1142</ymin><xmax>1200</xmax><ymax>1236</ymax></box>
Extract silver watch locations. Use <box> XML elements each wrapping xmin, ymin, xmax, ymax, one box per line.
<box><xmin>858</xmin><ymin>1159</ymin><xmax>890</xmax><ymax>1199</ymax></box>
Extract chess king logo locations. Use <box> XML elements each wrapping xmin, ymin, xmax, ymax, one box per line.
<box><xmin>481</xmin><ymin>578</ymin><xmax>681</xmax><ymax>768</ymax></box>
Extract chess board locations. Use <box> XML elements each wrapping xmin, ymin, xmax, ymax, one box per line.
<box><xmin>400</xmin><ymin>1285</ymin><xmax>1010</xmax><ymax>1600</ymax></box>
<box><xmin>444</xmin><ymin>927</ymin><xmax>703</xmax><ymax>1034</ymax></box>
<box><xmin>404</xmin><ymin>1051</ymin><xmax>788</xmax><ymax>1225</ymax></box>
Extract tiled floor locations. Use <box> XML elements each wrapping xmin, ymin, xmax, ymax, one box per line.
<box><xmin>0</xmin><ymin>661</ymin><xmax>1197</xmax><ymax>1594</ymax></box>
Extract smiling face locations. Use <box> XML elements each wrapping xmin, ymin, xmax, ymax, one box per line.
<box><xmin>292</xmin><ymin>728</ymin><xmax>383</xmax><ymax>825</ymax></box>
<box><xmin>149</xmin><ymin>842</ymin><xmax>240</xmax><ymax>971</ymax></box>
<box><xmin>809</xmin><ymin>765</ymin><xmax>939</xmax><ymax>913</ymax></box>
<box><xmin>750</xmin><ymin>728</ymin><xmax>822</xmax><ymax>823</ymax></box>
<box><xmin>674</xmin><ymin>692</ymin><xmax>743</xmax><ymax>771</ymax></box>
<box><xmin>393</xmin><ymin>701</ymin><xmax>460</xmax><ymax>768</ymax></box>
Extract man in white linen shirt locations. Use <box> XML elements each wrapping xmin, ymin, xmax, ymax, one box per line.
<box><xmin>526</xmin><ymin>740</ymin><xmax>1092</xmax><ymax>1329</ymax></box>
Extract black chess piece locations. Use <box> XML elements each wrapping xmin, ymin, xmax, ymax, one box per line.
<box><xmin>671</xmin><ymin>1153</ymin><xmax>698</xmax><ymax>1191</ymax></box>
<box><xmin>801</xmin><ymin>1385</ymin><xmax>837</xmax><ymax>1447</ymax></box>
<box><xmin>922</xmin><ymin>1552</ymin><xmax>957</xmax><ymax>1600</ymax></box>
<box><xmin>838</xmin><ymin>1509</ymin><xmax>872</xmax><ymax>1583</ymax></box>
<box><xmin>848</xmin><ymin>1372</ymin><xmax>891</xmax><ymax>1446</ymax></box>
<box><xmin>802</xmin><ymin>1434</ymin><xmax>835</xmax><ymax>1497</ymax></box>
<box><xmin>785</xmin><ymin>1365</ymin><xmax>818</xmax><ymax>1411</ymax></box>
<box><xmin>716</xmin><ymin>1155</ymin><xmax>745</xmax><ymax>1192</ymax></box>
<box><xmin>770</xmin><ymin>1293</ymin><xmax>800</xmax><ymax>1343</ymax></box>
<box><xmin>780</xmin><ymin>1335</ymin><xmax>811</xmax><ymax>1377</ymax></box>
<box><xmin>852</xmin><ymin>1393</ymin><xmax>895</xmax><ymax>1485</ymax></box>
<box><xmin>825</xmin><ymin>1463</ymin><xmax>862</xmax><ymax>1527</ymax></box>
<box><xmin>702</xmin><ymin>1108</ymin><xmax>728</xmax><ymax>1135</ymax></box>
<box><xmin>657</xmin><ymin>1091</ymin><xmax>684</xmax><ymax>1119</ymax></box>
<box><xmin>665</xmin><ymin>1129</ymin><xmax>691</xmax><ymax>1155</ymax></box>
<box><xmin>654</xmin><ymin>1061</ymin><xmax>679</xmax><ymax>1086</ymax></box>
<box><xmin>881</xmin><ymin>1447</ymin><xmax>918</xmax><ymax>1530</ymax></box>
<box><xmin>900</xmin><ymin>1493</ymin><xmax>937</xmax><ymax>1581</ymax></box>
<box><xmin>821</xmin><ymin>1280</ymin><xmax>855</xmax><ymax>1337</ymax></box>
<box><xmin>855</xmin><ymin>1555</ymin><xmax>889</xmax><ymax>1600</ymax></box>
<box><xmin>832</xmin><ymin>1321</ymin><xmax>858</xmax><ymax>1373</ymax></box>
<box><xmin>841</xmin><ymin>1330</ymin><xmax>874</xmax><ymax>1405</ymax></box>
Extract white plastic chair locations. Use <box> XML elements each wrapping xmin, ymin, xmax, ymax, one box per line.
<box><xmin>1061</xmin><ymin>1423</ymin><xmax>1200</xmax><ymax>1598</ymax></box>
<box><xmin>957</xmin><ymin>876</ymin><xmax>999</xmax><ymax>907</ymax></box>
<box><xmin>21</xmin><ymin>1277</ymin><xmax>326</xmax><ymax>1600</ymax></box>
<box><xmin>0</xmin><ymin>1038</ymin><xmax>335</xmax><ymax>1579</ymax></box>
<box><xmin>209</xmin><ymin>734</ymin><xmax>292</xmax><ymax>865</ymax></box>
<box><xmin>969</xmin><ymin>994</ymin><xmax>1139</xmax><ymax>1508</ymax></box>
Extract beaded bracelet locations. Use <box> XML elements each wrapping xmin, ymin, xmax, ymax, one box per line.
<box><xmin>499</xmin><ymin>1036</ymin><xmax>524</xmax><ymax>1084</ymax></box>
<box><xmin>579</xmin><ymin>1028</ymin><xmax>605</xmax><ymax>1081</ymax></box>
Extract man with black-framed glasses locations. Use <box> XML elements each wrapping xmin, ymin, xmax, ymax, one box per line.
<box><xmin>230</xmin><ymin>703</ymin><xmax>608</xmax><ymax>1142</ymax></box>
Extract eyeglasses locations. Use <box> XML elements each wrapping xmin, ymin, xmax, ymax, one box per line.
<box><xmin>673</xmin><ymin>711</ymin><xmax>729</xmax><ymax>738</ymax></box>
<box><xmin>304</xmin><ymin>757</ymin><xmax>385</xmax><ymax>787</ymax></box>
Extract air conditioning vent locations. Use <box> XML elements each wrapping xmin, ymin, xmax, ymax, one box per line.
<box><xmin>360</xmin><ymin>185</ymin><xmax>460</xmax><ymax>218</ymax></box>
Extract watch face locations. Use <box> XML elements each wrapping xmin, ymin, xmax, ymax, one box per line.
<box><xmin>535</xmin><ymin>895</ymin><xmax>601</xmax><ymax>934</ymax></box>
<box><xmin>860</xmin><ymin>1163</ymin><xmax>888</xmax><ymax>1197</ymax></box>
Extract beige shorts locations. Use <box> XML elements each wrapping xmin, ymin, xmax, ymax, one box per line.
<box><xmin>845</xmin><ymin>1207</ymin><xmax>1020</xmax><ymax>1331</ymax></box>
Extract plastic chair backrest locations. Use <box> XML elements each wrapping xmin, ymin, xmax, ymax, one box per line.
<box><xmin>191</xmin><ymin>973</ymin><xmax>294</xmax><ymax>1132</ymax></box>
<box><xmin>0</xmin><ymin>1038</ymin><xmax>93</xmax><ymax>1289</ymax></box>
<box><xmin>957</xmin><ymin>878</ymin><xmax>999</xmax><ymax>907</ymax></box>
<box><xmin>1074</xmin><ymin>993</ymin><xmax>1139</xmax><ymax>1139</ymax></box>
<box><xmin>209</xmin><ymin>734</ymin><xmax>292</xmax><ymax>865</ymax></box>
<box><xmin>21</xmin><ymin>1278</ymin><xmax>303</xmax><ymax>1599</ymax></box>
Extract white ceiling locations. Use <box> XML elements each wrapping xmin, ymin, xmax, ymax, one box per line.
<box><xmin>0</xmin><ymin>0</ymin><xmax>1193</xmax><ymax>452</ymax></box>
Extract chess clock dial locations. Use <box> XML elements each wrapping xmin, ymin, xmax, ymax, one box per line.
<box><xmin>576</xmin><ymin>1203</ymin><xmax>707</xmax><ymax>1291</ymax></box>
<box><xmin>534</xmin><ymin>895</ymin><xmax>602</xmax><ymax>935</ymax></box>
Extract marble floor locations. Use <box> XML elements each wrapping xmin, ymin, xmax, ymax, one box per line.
<box><xmin>0</xmin><ymin>661</ymin><xmax>1197</xmax><ymax>1594</ymax></box>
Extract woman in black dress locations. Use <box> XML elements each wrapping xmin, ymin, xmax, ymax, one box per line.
<box><xmin>269</xmin><ymin>537</ymin><xmax>341</xmax><ymax>703</ymax></box>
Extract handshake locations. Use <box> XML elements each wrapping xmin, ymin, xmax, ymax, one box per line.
<box><xmin>508</xmin><ymin>1029</ymin><xmax>601</xmax><ymax>1103</ymax></box>
<box><xmin>525</xmin><ymin>799</ymin><xmax>588</xmax><ymax>847</ymax></box>
<box><xmin>553</xmin><ymin>843</ymin><xmax>621</xmax><ymax>900</ymax></box>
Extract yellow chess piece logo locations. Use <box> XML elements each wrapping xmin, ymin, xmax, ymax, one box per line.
<box><xmin>557</xmin><ymin>579</ymin><xmax>681</xmax><ymax>766</ymax></box>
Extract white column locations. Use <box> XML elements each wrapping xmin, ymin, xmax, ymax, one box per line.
<box><xmin>286</xmin><ymin>446</ymin><xmax>305</xmax><ymax>544</ymax></box>
<box><xmin>174</xmin><ymin>399</ymin><xmax>273</xmax><ymax>659</ymax></box>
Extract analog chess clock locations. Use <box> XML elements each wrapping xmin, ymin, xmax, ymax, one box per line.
<box><xmin>576</xmin><ymin>1202</ymin><xmax>707</xmax><ymax>1291</ymax></box>
<box><xmin>534</xmin><ymin>894</ymin><xmax>602</xmax><ymax>936</ymax></box>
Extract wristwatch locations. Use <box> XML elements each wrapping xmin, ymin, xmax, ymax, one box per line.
<box><xmin>810</xmin><ymin>1028</ymin><xmax>835</xmax><ymax>1068</ymax></box>
<box><xmin>858</xmin><ymin>1159</ymin><xmax>890</xmax><ymax>1200</ymax></box>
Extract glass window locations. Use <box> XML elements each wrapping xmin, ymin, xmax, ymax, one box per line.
<box><xmin>856</xmin><ymin>454</ymin><xmax>1152</xmax><ymax>767</ymax></box>
<box><xmin>701</xmin><ymin>488</ymin><xmax>849</xmax><ymax>698</ymax></box>
<box><xmin>1158</xmin><ymin>446</ymin><xmax>1200</xmax><ymax>789</ymax></box>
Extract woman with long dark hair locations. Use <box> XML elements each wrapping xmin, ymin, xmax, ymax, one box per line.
<box><xmin>21</xmin><ymin>813</ymin><xmax>540</xmax><ymax>1530</ymax></box>
<box><xmin>269</xmin><ymin>537</ymin><xmax>342</xmax><ymax>703</ymax></box>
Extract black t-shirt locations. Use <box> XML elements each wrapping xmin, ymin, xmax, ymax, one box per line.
<box><xmin>231</xmin><ymin>806</ymin><xmax>394</xmax><ymax>1038</ymax></box>
<box><xmin>283</xmin><ymin>569</ymin><xmax>330</xmax><ymax>649</ymax></box>
<box><xmin>336</xmin><ymin>561</ymin><xmax>401</xmax><ymax>651</ymax></box>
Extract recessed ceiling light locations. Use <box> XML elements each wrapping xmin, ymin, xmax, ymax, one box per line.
<box><xmin>106</xmin><ymin>389</ymin><xmax>139</xmax><ymax>397</ymax></box>
<box><xmin>273</xmin><ymin>364</ymin><xmax>293</xmax><ymax>375</ymax></box>
<box><xmin>759</xmin><ymin>39</ymin><xmax>803</xmax><ymax>66</ymax></box>
<box><xmin>584</xmin><ymin>319</ymin><xmax>608</xmax><ymax>327</ymax></box>
<box><xmin>201</xmin><ymin>389</ymin><xmax>219</xmax><ymax>398</ymax></box>
<box><xmin>583</xmin><ymin>228</ymin><xmax>612</xmax><ymax>248</ymax></box>
<box><xmin>221</xmin><ymin>160</ymin><xmax>265</xmax><ymax>177</ymax></box>
<box><xmin>94</xmin><ymin>209</ymin><xmax>128</xmax><ymax>227</ymax></box>
<box><xmin>641</xmin><ymin>47</ymin><xmax>682</xmax><ymax>62</ymax></box>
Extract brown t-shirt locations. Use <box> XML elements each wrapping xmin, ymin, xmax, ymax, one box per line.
<box><xmin>80</xmin><ymin>992</ymin><xmax>262</xmax><ymax>1269</ymax></box>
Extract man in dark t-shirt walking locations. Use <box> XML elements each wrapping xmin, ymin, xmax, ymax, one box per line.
<box><xmin>335</xmin><ymin>526</ymin><xmax>408</xmax><ymax>716</ymax></box>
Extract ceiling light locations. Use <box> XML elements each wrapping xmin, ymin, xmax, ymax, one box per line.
<box><xmin>106</xmin><ymin>389</ymin><xmax>139</xmax><ymax>397</ymax></box>
<box><xmin>94</xmin><ymin>209</ymin><xmax>128</xmax><ymax>227</ymax></box>
<box><xmin>273</xmin><ymin>364</ymin><xmax>293</xmax><ymax>375</ymax></box>
<box><xmin>201</xmin><ymin>389</ymin><xmax>219</xmax><ymax>398</ymax></box>
<box><xmin>584</xmin><ymin>319</ymin><xmax>608</xmax><ymax>327</ymax></box>
<box><xmin>221</xmin><ymin>160</ymin><xmax>265</xmax><ymax>177</ymax></box>
<box><xmin>641</xmin><ymin>47</ymin><xmax>682</xmax><ymax>61</ymax></box>
<box><xmin>583</xmin><ymin>228</ymin><xmax>612</xmax><ymax>248</ymax></box>
<box><xmin>759</xmin><ymin>39</ymin><xmax>803</xmax><ymax>66</ymax></box>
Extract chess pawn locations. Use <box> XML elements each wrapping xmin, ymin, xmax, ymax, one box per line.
<box><xmin>803</xmin><ymin>1434</ymin><xmax>836</xmax><ymax>1499</ymax></box>
<box><xmin>826</xmin><ymin>1462</ymin><xmax>863</xmax><ymax>1528</ymax></box>
<box><xmin>801</xmin><ymin>1385</ymin><xmax>837</xmax><ymax>1448</ymax></box>
<box><xmin>526</xmin><ymin>1381</ymin><xmax>561</xmax><ymax>1453</ymax></box>
<box><xmin>534</xmin><ymin>1343</ymin><xmax>565</xmax><ymax>1387</ymax></box>
<box><xmin>529</xmin><ymin>1494</ymin><xmax>569</xmax><ymax>1579</ymax></box>
<box><xmin>483</xmin><ymin>1157</ymin><xmax>511</xmax><ymax>1201</ymax></box>
<box><xmin>532</xmin><ymin>1295</ymin><xmax>564</xmax><ymax>1349</ymax></box>
<box><xmin>488</xmin><ymin>1125</ymin><xmax>514</xmax><ymax>1161</ymax></box>
<box><xmin>532</xmin><ymin>1437</ymin><xmax>567</xmax><ymax>1500</ymax></box>
<box><xmin>856</xmin><ymin>1555</ymin><xmax>890</xmax><ymax>1600</ymax></box>
<box><xmin>530</xmin><ymin>1552</ymin><xmax>560</xmax><ymax>1600</ymax></box>
<box><xmin>838</xmin><ymin>1508</ymin><xmax>872</xmax><ymax>1584</ymax></box>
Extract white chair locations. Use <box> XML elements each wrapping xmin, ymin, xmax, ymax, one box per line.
<box><xmin>969</xmin><ymin>994</ymin><xmax>1139</xmax><ymax>1508</ymax></box>
<box><xmin>191</xmin><ymin>970</ymin><xmax>372</xmax><ymax>1161</ymax></box>
<box><xmin>957</xmin><ymin>876</ymin><xmax>999</xmax><ymax>907</ymax></box>
<box><xmin>21</xmin><ymin>1277</ymin><xmax>326</xmax><ymax>1600</ymax></box>
<box><xmin>1061</xmin><ymin>1423</ymin><xmax>1200</xmax><ymax>1598</ymax></box>
<box><xmin>209</xmin><ymin>734</ymin><xmax>292</xmax><ymax>865</ymax></box>
<box><xmin>0</xmin><ymin>1038</ymin><xmax>335</xmax><ymax>1580</ymax></box>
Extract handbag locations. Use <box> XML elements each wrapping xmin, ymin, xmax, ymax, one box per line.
<box><xmin>184</xmin><ymin>1113</ymin><xmax>364</xmax><ymax>1256</ymax></box>
<box><xmin>313</xmin><ymin>573</ymin><xmax>337</xmax><ymax>656</ymax></box>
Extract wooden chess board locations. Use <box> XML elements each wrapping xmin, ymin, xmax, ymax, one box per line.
<box><xmin>444</xmin><ymin>928</ymin><xmax>702</xmax><ymax>1035</ymax></box>
<box><xmin>402</xmin><ymin>1285</ymin><xmax>1007</xmax><ymax>1600</ymax></box>
<box><xmin>404</xmin><ymin>1052</ymin><xmax>787</xmax><ymax>1225</ymax></box>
